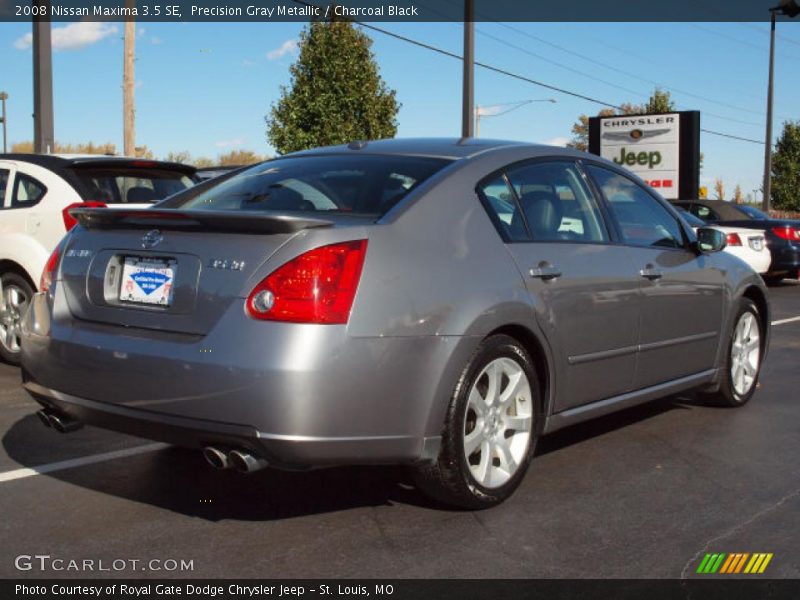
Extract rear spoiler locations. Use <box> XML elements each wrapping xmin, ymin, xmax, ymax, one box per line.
<box><xmin>69</xmin><ymin>208</ymin><xmax>333</xmax><ymax>234</ymax></box>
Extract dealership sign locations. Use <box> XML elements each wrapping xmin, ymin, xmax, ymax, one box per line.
<box><xmin>588</xmin><ymin>111</ymin><xmax>700</xmax><ymax>200</ymax></box>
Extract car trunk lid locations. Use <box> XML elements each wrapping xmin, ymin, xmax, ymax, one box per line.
<box><xmin>58</xmin><ymin>208</ymin><xmax>333</xmax><ymax>335</ymax></box>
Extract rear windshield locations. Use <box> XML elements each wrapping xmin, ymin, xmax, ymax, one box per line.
<box><xmin>737</xmin><ymin>205</ymin><xmax>769</xmax><ymax>220</ymax></box>
<box><xmin>70</xmin><ymin>167</ymin><xmax>194</xmax><ymax>204</ymax></box>
<box><xmin>173</xmin><ymin>155</ymin><xmax>452</xmax><ymax>216</ymax></box>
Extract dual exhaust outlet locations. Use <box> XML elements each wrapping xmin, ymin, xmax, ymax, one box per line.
<box><xmin>37</xmin><ymin>409</ymin><xmax>83</xmax><ymax>433</ymax></box>
<box><xmin>203</xmin><ymin>446</ymin><xmax>268</xmax><ymax>474</ymax></box>
<box><xmin>36</xmin><ymin>409</ymin><xmax>265</xmax><ymax>474</ymax></box>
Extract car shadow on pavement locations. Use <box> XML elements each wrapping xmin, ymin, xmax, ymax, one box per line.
<box><xmin>536</xmin><ymin>394</ymin><xmax>695</xmax><ymax>456</ymax></box>
<box><xmin>3</xmin><ymin>394</ymin><xmax>697</xmax><ymax>521</ymax></box>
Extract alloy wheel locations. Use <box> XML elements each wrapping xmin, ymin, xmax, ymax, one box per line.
<box><xmin>0</xmin><ymin>282</ymin><xmax>29</xmax><ymax>355</ymax></box>
<box><xmin>730</xmin><ymin>311</ymin><xmax>760</xmax><ymax>397</ymax></box>
<box><xmin>463</xmin><ymin>357</ymin><xmax>533</xmax><ymax>489</ymax></box>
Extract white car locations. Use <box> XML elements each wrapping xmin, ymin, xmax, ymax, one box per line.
<box><xmin>678</xmin><ymin>208</ymin><xmax>771</xmax><ymax>274</ymax></box>
<box><xmin>0</xmin><ymin>154</ymin><xmax>196</xmax><ymax>364</ymax></box>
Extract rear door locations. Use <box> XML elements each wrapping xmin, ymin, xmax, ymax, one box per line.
<box><xmin>585</xmin><ymin>164</ymin><xmax>725</xmax><ymax>389</ymax></box>
<box><xmin>480</xmin><ymin>160</ymin><xmax>640</xmax><ymax>412</ymax></box>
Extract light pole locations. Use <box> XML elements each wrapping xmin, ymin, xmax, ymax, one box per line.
<box><xmin>0</xmin><ymin>92</ymin><xmax>7</xmax><ymax>153</ymax></box>
<box><xmin>32</xmin><ymin>0</ymin><xmax>54</xmax><ymax>154</ymax></box>
<box><xmin>475</xmin><ymin>99</ymin><xmax>557</xmax><ymax>137</ymax></box>
<box><xmin>461</xmin><ymin>0</ymin><xmax>474</xmax><ymax>138</ymax></box>
<box><xmin>762</xmin><ymin>0</ymin><xmax>800</xmax><ymax>213</ymax></box>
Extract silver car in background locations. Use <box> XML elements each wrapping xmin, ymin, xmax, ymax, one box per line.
<box><xmin>21</xmin><ymin>138</ymin><xmax>769</xmax><ymax>508</ymax></box>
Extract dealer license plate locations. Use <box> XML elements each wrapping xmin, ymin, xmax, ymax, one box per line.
<box><xmin>119</xmin><ymin>257</ymin><xmax>175</xmax><ymax>306</ymax></box>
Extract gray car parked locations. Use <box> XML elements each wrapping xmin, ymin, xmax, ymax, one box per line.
<box><xmin>21</xmin><ymin>138</ymin><xmax>769</xmax><ymax>508</ymax></box>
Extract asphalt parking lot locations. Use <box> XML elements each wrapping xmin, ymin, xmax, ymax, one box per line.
<box><xmin>1</xmin><ymin>283</ymin><xmax>798</xmax><ymax>580</ymax></box>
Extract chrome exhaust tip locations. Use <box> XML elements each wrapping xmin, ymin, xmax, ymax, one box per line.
<box><xmin>228</xmin><ymin>449</ymin><xmax>268</xmax><ymax>474</ymax></box>
<box><xmin>203</xmin><ymin>446</ymin><xmax>231</xmax><ymax>470</ymax></box>
<box><xmin>47</xmin><ymin>412</ymin><xmax>83</xmax><ymax>433</ymax></box>
<box><xmin>37</xmin><ymin>410</ymin><xmax>53</xmax><ymax>428</ymax></box>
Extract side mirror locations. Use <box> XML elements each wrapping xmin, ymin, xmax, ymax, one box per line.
<box><xmin>696</xmin><ymin>227</ymin><xmax>727</xmax><ymax>253</ymax></box>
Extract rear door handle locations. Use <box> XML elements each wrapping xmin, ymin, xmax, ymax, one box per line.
<box><xmin>529</xmin><ymin>262</ymin><xmax>562</xmax><ymax>281</ymax></box>
<box><xmin>640</xmin><ymin>264</ymin><xmax>663</xmax><ymax>281</ymax></box>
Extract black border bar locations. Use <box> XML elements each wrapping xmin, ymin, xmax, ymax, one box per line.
<box><xmin>3</xmin><ymin>0</ymin><xmax>800</xmax><ymax>23</ymax></box>
<box><xmin>5</xmin><ymin>579</ymin><xmax>800</xmax><ymax>600</ymax></box>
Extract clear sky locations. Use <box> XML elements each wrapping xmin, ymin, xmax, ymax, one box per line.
<box><xmin>1</xmin><ymin>20</ymin><xmax>799</xmax><ymax>201</ymax></box>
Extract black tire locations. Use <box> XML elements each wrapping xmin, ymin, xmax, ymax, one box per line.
<box><xmin>414</xmin><ymin>334</ymin><xmax>542</xmax><ymax>509</ymax></box>
<box><xmin>0</xmin><ymin>272</ymin><xmax>35</xmax><ymax>366</ymax></box>
<box><xmin>705</xmin><ymin>298</ymin><xmax>763</xmax><ymax>407</ymax></box>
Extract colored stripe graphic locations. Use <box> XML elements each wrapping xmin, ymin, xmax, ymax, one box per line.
<box><xmin>699</xmin><ymin>552</ymin><xmax>773</xmax><ymax>574</ymax></box>
<box><xmin>696</xmin><ymin>554</ymin><xmax>713</xmax><ymax>573</ymax></box>
<box><xmin>758</xmin><ymin>554</ymin><xmax>773</xmax><ymax>573</ymax></box>
<box><xmin>697</xmin><ymin>553</ymin><xmax>727</xmax><ymax>574</ymax></box>
<box><xmin>719</xmin><ymin>554</ymin><xmax>736</xmax><ymax>573</ymax></box>
<box><xmin>735</xmin><ymin>553</ymin><xmax>750</xmax><ymax>573</ymax></box>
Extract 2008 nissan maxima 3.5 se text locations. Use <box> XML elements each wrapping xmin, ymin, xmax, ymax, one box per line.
<box><xmin>21</xmin><ymin>138</ymin><xmax>769</xmax><ymax>508</ymax></box>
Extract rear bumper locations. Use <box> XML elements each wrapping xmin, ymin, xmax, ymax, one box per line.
<box><xmin>767</xmin><ymin>243</ymin><xmax>800</xmax><ymax>275</ymax></box>
<box><xmin>20</xmin><ymin>290</ymin><xmax>459</xmax><ymax>468</ymax></box>
<box><xmin>724</xmin><ymin>246</ymin><xmax>771</xmax><ymax>274</ymax></box>
<box><xmin>24</xmin><ymin>380</ymin><xmax>436</xmax><ymax>469</ymax></box>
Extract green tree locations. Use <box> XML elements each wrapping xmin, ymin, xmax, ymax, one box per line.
<box><xmin>642</xmin><ymin>87</ymin><xmax>676</xmax><ymax>113</ymax></box>
<box><xmin>771</xmin><ymin>120</ymin><xmax>800</xmax><ymax>211</ymax></box>
<box><xmin>266</xmin><ymin>21</ymin><xmax>400</xmax><ymax>154</ymax></box>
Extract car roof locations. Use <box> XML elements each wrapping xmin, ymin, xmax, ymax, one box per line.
<box><xmin>0</xmin><ymin>153</ymin><xmax>197</xmax><ymax>175</ymax></box>
<box><xmin>286</xmin><ymin>137</ymin><xmax>576</xmax><ymax>160</ymax></box>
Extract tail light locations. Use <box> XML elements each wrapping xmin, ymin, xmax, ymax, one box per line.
<box><xmin>726</xmin><ymin>233</ymin><xmax>743</xmax><ymax>246</ymax></box>
<box><xmin>62</xmin><ymin>201</ymin><xmax>107</xmax><ymax>231</ymax></box>
<box><xmin>771</xmin><ymin>226</ymin><xmax>800</xmax><ymax>241</ymax></box>
<box><xmin>40</xmin><ymin>245</ymin><xmax>61</xmax><ymax>292</ymax></box>
<box><xmin>246</xmin><ymin>240</ymin><xmax>368</xmax><ymax>324</ymax></box>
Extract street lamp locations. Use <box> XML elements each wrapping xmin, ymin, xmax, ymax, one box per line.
<box><xmin>762</xmin><ymin>0</ymin><xmax>800</xmax><ymax>213</ymax></box>
<box><xmin>475</xmin><ymin>98</ymin><xmax>557</xmax><ymax>137</ymax></box>
<box><xmin>0</xmin><ymin>92</ymin><xmax>7</xmax><ymax>153</ymax></box>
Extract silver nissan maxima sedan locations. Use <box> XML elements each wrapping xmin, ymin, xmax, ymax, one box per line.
<box><xmin>21</xmin><ymin>138</ymin><xmax>769</xmax><ymax>508</ymax></box>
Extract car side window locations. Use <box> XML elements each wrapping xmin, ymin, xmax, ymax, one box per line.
<box><xmin>587</xmin><ymin>165</ymin><xmax>684</xmax><ymax>249</ymax></box>
<box><xmin>0</xmin><ymin>169</ymin><xmax>9</xmax><ymax>207</ymax></box>
<box><xmin>11</xmin><ymin>174</ymin><xmax>46</xmax><ymax>209</ymax></box>
<box><xmin>477</xmin><ymin>175</ymin><xmax>530</xmax><ymax>242</ymax></box>
<box><xmin>505</xmin><ymin>161</ymin><xmax>609</xmax><ymax>242</ymax></box>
